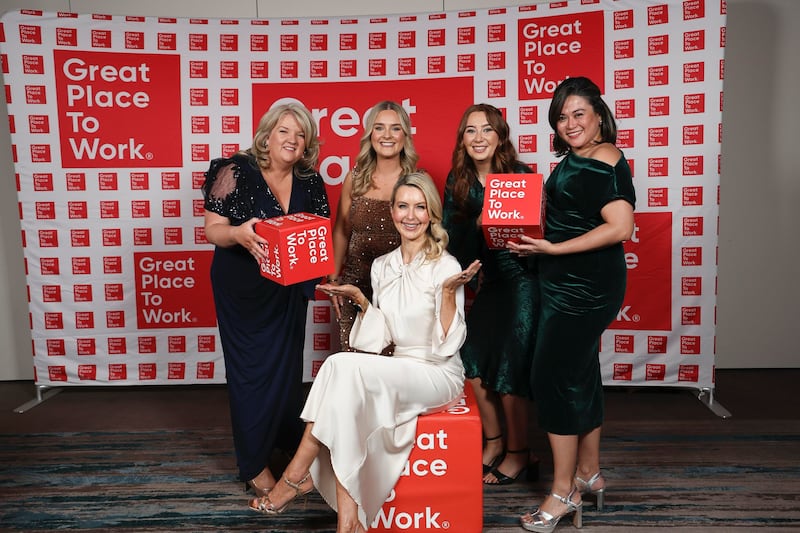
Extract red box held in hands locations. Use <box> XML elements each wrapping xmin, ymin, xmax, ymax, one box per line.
<box><xmin>254</xmin><ymin>213</ymin><xmax>334</xmax><ymax>286</ymax></box>
<box><xmin>481</xmin><ymin>173</ymin><xmax>545</xmax><ymax>249</ymax></box>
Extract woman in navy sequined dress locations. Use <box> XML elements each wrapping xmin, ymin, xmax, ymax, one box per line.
<box><xmin>202</xmin><ymin>103</ymin><xmax>330</xmax><ymax>496</ymax></box>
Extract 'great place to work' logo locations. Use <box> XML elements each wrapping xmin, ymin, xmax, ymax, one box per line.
<box><xmin>54</xmin><ymin>49</ymin><xmax>182</xmax><ymax>168</ymax></box>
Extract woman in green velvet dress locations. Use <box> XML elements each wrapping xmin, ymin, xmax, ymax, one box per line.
<box><xmin>508</xmin><ymin>77</ymin><xmax>636</xmax><ymax>532</ymax></box>
<box><xmin>443</xmin><ymin>103</ymin><xmax>540</xmax><ymax>486</ymax></box>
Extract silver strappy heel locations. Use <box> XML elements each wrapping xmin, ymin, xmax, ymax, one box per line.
<box><xmin>575</xmin><ymin>471</ymin><xmax>605</xmax><ymax>511</ymax></box>
<box><xmin>520</xmin><ymin>487</ymin><xmax>583</xmax><ymax>532</ymax></box>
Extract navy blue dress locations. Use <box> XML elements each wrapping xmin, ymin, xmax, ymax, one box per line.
<box><xmin>202</xmin><ymin>153</ymin><xmax>330</xmax><ymax>482</ymax></box>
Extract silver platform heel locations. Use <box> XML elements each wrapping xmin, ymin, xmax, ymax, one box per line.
<box><xmin>520</xmin><ymin>487</ymin><xmax>583</xmax><ymax>532</ymax></box>
<box><xmin>575</xmin><ymin>472</ymin><xmax>605</xmax><ymax>511</ymax></box>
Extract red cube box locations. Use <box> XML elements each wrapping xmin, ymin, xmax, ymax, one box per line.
<box><xmin>481</xmin><ymin>173</ymin><xmax>545</xmax><ymax>249</ymax></box>
<box><xmin>254</xmin><ymin>212</ymin><xmax>334</xmax><ymax>286</ymax></box>
<box><xmin>371</xmin><ymin>386</ymin><xmax>482</xmax><ymax>532</ymax></box>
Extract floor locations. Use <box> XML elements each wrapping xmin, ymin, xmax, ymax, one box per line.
<box><xmin>1</xmin><ymin>369</ymin><xmax>799</xmax><ymax>532</ymax></box>
<box><xmin>3</xmin><ymin>368</ymin><xmax>796</xmax><ymax>434</ymax></box>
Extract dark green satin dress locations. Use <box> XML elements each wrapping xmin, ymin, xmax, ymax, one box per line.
<box><xmin>443</xmin><ymin>163</ymin><xmax>539</xmax><ymax>396</ymax></box>
<box><xmin>533</xmin><ymin>152</ymin><xmax>635</xmax><ymax>435</ymax></box>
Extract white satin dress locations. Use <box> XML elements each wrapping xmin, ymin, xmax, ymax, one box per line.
<box><xmin>300</xmin><ymin>247</ymin><xmax>467</xmax><ymax>528</ymax></box>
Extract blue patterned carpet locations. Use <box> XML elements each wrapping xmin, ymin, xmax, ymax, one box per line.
<box><xmin>2</xmin><ymin>422</ymin><xmax>799</xmax><ymax>532</ymax></box>
<box><xmin>1</xmin><ymin>375</ymin><xmax>799</xmax><ymax>531</ymax></box>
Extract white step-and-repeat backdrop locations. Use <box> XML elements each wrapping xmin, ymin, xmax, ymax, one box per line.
<box><xmin>0</xmin><ymin>0</ymin><xmax>725</xmax><ymax>388</ymax></box>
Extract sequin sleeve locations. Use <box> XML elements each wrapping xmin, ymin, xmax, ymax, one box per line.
<box><xmin>303</xmin><ymin>172</ymin><xmax>331</xmax><ymax>219</ymax></box>
<box><xmin>201</xmin><ymin>156</ymin><xmax>255</xmax><ymax>224</ymax></box>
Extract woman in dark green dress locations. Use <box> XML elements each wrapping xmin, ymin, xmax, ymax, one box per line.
<box><xmin>443</xmin><ymin>104</ymin><xmax>539</xmax><ymax>485</ymax></box>
<box><xmin>509</xmin><ymin>78</ymin><xmax>636</xmax><ymax>532</ymax></box>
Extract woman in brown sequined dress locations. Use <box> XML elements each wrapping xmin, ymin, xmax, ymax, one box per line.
<box><xmin>329</xmin><ymin>101</ymin><xmax>422</xmax><ymax>351</ymax></box>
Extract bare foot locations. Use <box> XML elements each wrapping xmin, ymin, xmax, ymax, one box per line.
<box><xmin>336</xmin><ymin>518</ymin><xmax>366</xmax><ymax>533</ymax></box>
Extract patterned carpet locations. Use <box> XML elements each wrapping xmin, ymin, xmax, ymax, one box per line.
<box><xmin>1</xmin><ymin>374</ymin><xmax>799</xmax><ymax>531</ymax></box>
<box><xmin>2</xmin><ymin>421</ymin><xmax>799</xmax><ymax>531</ymax></box>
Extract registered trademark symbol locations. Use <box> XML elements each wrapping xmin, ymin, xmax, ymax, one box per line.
<box><xmin>442</xmin><ymin>521</ymin><xmax>450</xmax><ymax>529</ymax></box>
<box><xmin>146</xmin><ymin>151</ymin><xmax>154</xmax><ymax>160</ymax></box>
<box><xmin>633</xmin><ymin>314</ymin><xmax>641</xmax><ymax>322</ymax></box>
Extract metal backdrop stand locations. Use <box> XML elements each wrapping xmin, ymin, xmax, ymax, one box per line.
<box><xmin>13</xmin><ymin>384</ymin><xmax>62</xmax><ymax>413</ymax></box>
<box><xmin>696</xmin><ymin>387</ymin><xmax>732</xmax><ymax>418</ymax></box>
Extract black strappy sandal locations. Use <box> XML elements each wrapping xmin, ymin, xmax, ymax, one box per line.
<box><xmin>482</xmin><ymin>434</ymin><xmax>505</xmax><ymax>474</ymax></box>
<box><xmin>486</xmin><ymin>448</ymin><xmax>540</xmax><ymax>485</ymax></box>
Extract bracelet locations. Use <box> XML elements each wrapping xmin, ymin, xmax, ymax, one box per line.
<box><xmin>352</xmin><ymin>298</ymin><xmax>366</xmax><ymax>313</ymax></box>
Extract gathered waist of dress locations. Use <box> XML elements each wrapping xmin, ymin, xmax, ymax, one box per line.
<box><xmin>393</xmin><ymin>346</ymin><xmax>461</xmax><ymax>366</ymax></box>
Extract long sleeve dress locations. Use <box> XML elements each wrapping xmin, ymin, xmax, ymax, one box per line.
<box><xmin>202</xmin><ymin>153</ymin><xmax>330</xmax><ymax>482</ymax></box>
<box><xmin>300</xmin><ymin>247</ymin><xmax>467</xmax><ymax>528</ymax></box>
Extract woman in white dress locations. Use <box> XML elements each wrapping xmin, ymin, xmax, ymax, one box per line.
<box><xmin>248</xmin><ymin>172</ymin><xmax>481</xmax><ymax>532</ymax></box>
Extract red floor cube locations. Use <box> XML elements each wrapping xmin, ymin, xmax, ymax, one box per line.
<box><xmin>370</xmin><ymin>385</ymin><xmax>483</xmax><ymax>532</ymax></box>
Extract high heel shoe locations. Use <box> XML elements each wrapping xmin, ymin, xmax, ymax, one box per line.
<box><xmin>575</xmin><ymin>472</ymin><xmax>605</xmax><ymax>511</ymax></box>
<box><xmin>482</xmin><ymin>434</ymin><xmax>505</xmax><ymax>475</ymax></box>
<box><xmin>485</xmin><ymin>448</ymin><xmax>539</xmax><ymax>485</ymax></box>
<box><xmin>244</xmin><ymin>478</ymin><xmax>272</xmax><ymax>498</ymax></box>
<box><xmin>249</xmin><ymin>472</ymin><xmax>313</xmax><ymax>515</ymax></box>
<box><xmin>520</xmin><ymin>488</ymin><xmax>583</xmax><ymax>532</ymax></box>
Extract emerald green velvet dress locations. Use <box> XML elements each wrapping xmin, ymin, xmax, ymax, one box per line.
<box><xmin>443</xmin><ymin>163</ymin><xmax>539</xmax><ymax>396</ymax></box>
<box><xmin>533</xmin><ymin>152</ymin><xmax>635</xmax><ymax>435</ymax></box>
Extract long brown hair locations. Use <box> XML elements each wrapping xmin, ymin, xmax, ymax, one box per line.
<box><xmin>447</xmin><ymin>103</ymin><xmax>523</xmax><ymax>213</ymax></box>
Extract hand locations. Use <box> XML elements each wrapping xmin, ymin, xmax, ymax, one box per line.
<box><xmin>316</xmin><ymin>282</ymin><xmax>367</xmax><ymax>313</ymax></box>
<box><xmin>323</xmin><ymin>278</ymin><xmax>344</xmax><ymax>319</ymax></box>
<box><xmin>237</xmin><ymin>217</ymin><xmax>268</xmax><ymax>261</ymax></box>
<box><xmin>442</xmin><ymin>259</ymin><xmax>482</xmax><ymax>292</ymax></box>
<box><xmin>507</xmin><ymin>235</ymin><xmax>555</xmax><ymax>256</ymax></box>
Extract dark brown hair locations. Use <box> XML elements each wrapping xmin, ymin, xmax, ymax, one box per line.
<box><xmin>548</xmin><ymin>76</ymin><xmax>617</xmax><ymax>157</ymax></box>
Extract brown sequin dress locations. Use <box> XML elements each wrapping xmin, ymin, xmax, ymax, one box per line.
<box><xmin>337</xmin><ymin>195</ymin><xmax>399</xmax><ymax>351</ymax></box>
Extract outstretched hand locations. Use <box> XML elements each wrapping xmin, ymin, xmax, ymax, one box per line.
<box><xmin>316</xmin><ymin>282</ymin><xmax>366</xmax><ymax>318</ymax></box>
<box><xmin>442</xmin><ymin>259</ymin><xmax>482</xmax><ymax>292</ymax></box>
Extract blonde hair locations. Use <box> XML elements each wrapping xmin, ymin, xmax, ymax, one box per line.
<box><xmin>247</xmin><ymin>103</ymin><xmax>320</xmax><ymax>176</ymax></box>
<box><xmin>391</xmin><ymin>172</ymin><xmax>448</xmax><ymax>260</ymax></box>
<box><xmin>352</xmin><ymin>101</ymin><xmax>419</xmax><ymax>196</ymax></box>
